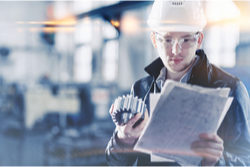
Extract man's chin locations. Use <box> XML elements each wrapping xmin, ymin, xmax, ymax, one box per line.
<box><xmin>167</xmin><ymin>65</ymin><xmax>183</xmax><ymax>72</ymax></box>
<box><xmin>168</xmin><ymin>66</ymin><xmax>189</xmax><ymax>74</ymax></box>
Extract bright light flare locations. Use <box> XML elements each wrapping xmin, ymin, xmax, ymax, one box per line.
<box><xmin>27</xmin><ymin>27</ymin><xmax>75</xmax><ymax>33</ymax></box>
<box><xmin>121</xmin><ymin>15</ymin><xmax>140</xmax><ymax>34</ymax></box>
<box><xmin>110</xmin><ymin>20</ymin><xmax>120</xmax><ymax>28</ymax></box>
<box><xmin>206</xmin><ymin>1</ymin><xmax>240</xmax><ymax>22</ymax></box>
<box><xmin>16</xmin><ymin>17</ymin><xmax>76</xmax><ymax>26</ymax></box>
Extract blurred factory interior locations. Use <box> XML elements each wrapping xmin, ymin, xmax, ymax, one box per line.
<box><xmin>0</xmin><ymin>0</ymin><xmax>249</xmax><ymax>166</ymax></box>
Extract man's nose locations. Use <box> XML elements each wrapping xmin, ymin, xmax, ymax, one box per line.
<box><xmin>172</xmin><ymin>40</ymin><xmax>182</xmax><ymax>55</ymax></box>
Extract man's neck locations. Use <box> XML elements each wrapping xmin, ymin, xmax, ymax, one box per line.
<box><xmin>167</xmin><ymin>69</ymin><xmax>188</xmax><ymax>82</ymax></box>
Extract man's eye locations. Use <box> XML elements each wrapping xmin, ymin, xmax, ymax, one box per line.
<box><xmin>165</xmin><ymin>39</ymin><xmax>172</xmax><ymax>43</ymax></box>
<box><xmin>183</xmin><ymin>38</ymin><xmax>192</xmax><ymax>42</ymax></box>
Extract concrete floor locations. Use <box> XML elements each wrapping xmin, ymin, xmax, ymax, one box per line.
<box><xmin>0</xmin><ymin>131</ymin><xmax>45</xmax><ymax>166</ymax></box>
<box><xmin>0</xmin><ymin>118</ymin><xmax>114</xmax><ymax>166</ymax></box>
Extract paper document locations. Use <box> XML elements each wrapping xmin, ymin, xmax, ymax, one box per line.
<box><xmin>134</xmin><ymin>80</ymin><xmax>233</xmax><ymax>166</ymax></box>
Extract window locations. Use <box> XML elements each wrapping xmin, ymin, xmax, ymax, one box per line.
<box><xmin>102</xmin><ymin>40</ymin><xmax>119</xmax><ymax>82</ymax></box>
<box><xmin>74</xmin><ymin>45</ymin><xmax>92</xmax><ymax>82</ymax></box>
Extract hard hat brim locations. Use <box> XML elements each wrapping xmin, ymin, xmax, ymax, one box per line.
<box><xmin>148</xmin><ymin>20</ymin><xmax>207</xmax><ymax>33</ymax></box>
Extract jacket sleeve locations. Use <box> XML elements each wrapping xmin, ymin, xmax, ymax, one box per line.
<box><xmin>105</xmin><ymin>84</ymin><xmax>139</xmax><ymax>166</ymax></box>
<box><xmin>216</xmin><ymin>81</ymin><xmax>250</xmax><ymax>166</ymax></box>
<box><xmin>105</xmin><ymin>129</ymin><xmax>138</xmax><ymax>166</ymax></box>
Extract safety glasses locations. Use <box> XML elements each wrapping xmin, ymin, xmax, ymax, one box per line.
<box><xmin>154</xmin><ymin>32</ymin><xmax>200</xmax><ymax>49</ymax></box>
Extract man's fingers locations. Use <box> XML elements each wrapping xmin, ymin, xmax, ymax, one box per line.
<box><xmin>144</xmin><ymin>109</ymin><xmax>149</xmax><ymax>119</ymax></box>
<box><xmin>191</xmin><ymin>133</ymin><xmax>224</xmax><ymax>163</ymax></box>
<box><xmin>191</xmin><ymin>141</ymin><xmax>224</xmax><ymax>151</ymax></box>
<box><xmin>199</xmin><ymin>133</ymin><xmax>223</xmax><ymax>144</ymax></box>
<box><xmin>134</xmin><ymin>110</ymin><xmax>149</xmax><ymax>132</ymax></box>
<box><xmin>127</xmin><ymin>113</ymin><xmax>143</xmax><ymax>127</ymax></box>
<box><xmin>192</xmin><ymin>147</ymin><xmax>223</xmax><ymax>159</ymax></box>
<box><xmin>109</xmin><ymin>104</ymin><xmax>114</xmax><ymax>115</ymax></box>
<box><xmin>135</xmin><ymin>110</ymin><xmax>148</xmax><ymax>129</ymax></box>
<box><xmin>116</xmin><ymin>109</ymin><xmax>148</xmax><ymax>140</ymax></box>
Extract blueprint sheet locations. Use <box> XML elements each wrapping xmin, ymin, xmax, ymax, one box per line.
<box><xmin>134</xmin><ymin>80</ymin><xmax>233</xmax><ymax>166</ymax></box>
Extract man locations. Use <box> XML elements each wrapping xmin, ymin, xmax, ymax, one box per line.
<box><xmin>106</xmin><ymin>1</ymin><xmax>250</xmax><ymax>166</ymax></box>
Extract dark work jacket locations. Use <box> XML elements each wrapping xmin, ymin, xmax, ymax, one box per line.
<box><xmin>106</xmin><ymin>49</ymin><xmax>250</xmax><ymax>166</ymax></box>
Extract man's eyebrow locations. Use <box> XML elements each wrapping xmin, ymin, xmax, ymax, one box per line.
<box><xmin>162</xmin><ymin>34</ymin><xmax>193</xmax><ymax>38</ymax></box>
<box><xmin>162</xmin><ymin>35</ymin><xmax>172</xmax><ymax>38</ymax></box>
<box><xmin>181</xmin><ymin>35</ymin><xmax>193</xmax><ymax>38</ymax></box>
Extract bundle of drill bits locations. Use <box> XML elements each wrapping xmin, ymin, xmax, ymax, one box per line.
<box><xmin>111</xmin><ymin>95</ymin><xmax>147</xmax><ymax>125</ymax></box>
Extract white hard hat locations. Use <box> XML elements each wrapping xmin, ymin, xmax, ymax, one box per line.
<box><xmin>147</xmin><ymin>0</ymin><xmax>207</xmax><ymax>33</ymax></box>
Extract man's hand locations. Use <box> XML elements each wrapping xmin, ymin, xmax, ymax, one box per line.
<box><xmin>191</xmin><ymin>133</ymin><xmax>224</xmax><ymax>166</ymax></box>
<box><xmin>109</xmin><ymin>104</ymin><xmax>149</xmax><ymax>146</ymax></box>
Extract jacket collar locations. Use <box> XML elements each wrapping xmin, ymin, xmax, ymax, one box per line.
<box><xmin>144</xmin><ymin>57</ymin><xmax>164</xmax><ymax>80</ymax></box>
<box><xmin>189</xmin><ymin>49</ymin><xmax>210</xmax><ymax>87</ymax></box>
<box><xmin>144</xmin><ymin>49</ymin><xmax>210</xmax><ymax>87</ymax></box>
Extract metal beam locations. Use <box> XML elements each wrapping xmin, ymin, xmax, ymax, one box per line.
<box><xmin>76</xmin><ymin>1</ymin><xmax>153</xmax><ymax>20</ymax></box>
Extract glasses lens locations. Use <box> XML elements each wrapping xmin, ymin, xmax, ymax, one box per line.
<box><xmin>155</xmin><ymin>34</ymin><xmax>172</xmax><ymax>48</ymax></box>
<box><xmin>154</xmin><ymin>32</ymin><xmax>199</xmax><ymax>49</ymax></box>
<box><xmin>179</xmin><ymin>37</ymin><xmax>197</xmax><ymax>48</ymax></box>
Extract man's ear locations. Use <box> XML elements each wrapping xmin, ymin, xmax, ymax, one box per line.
<box><xmin>197</xmin><ymin>32</ymin><xmax>204</xmax><ymax>49</ymax></box>
<box><xmin>150</xmin><ymin>32</ymin><xmax>158</xmax><ymax>49</ymax></box>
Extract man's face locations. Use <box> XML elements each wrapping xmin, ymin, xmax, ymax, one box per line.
<box><xmin>151</xmin><ymin>32</ymin><xmax>202</xmax><ymax>73</ymax></box>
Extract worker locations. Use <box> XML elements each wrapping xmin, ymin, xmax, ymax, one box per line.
<box><xmin>106</xmin><ymin>0</ymin><xmax>250</xmax><ymax>166</ymax></box>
